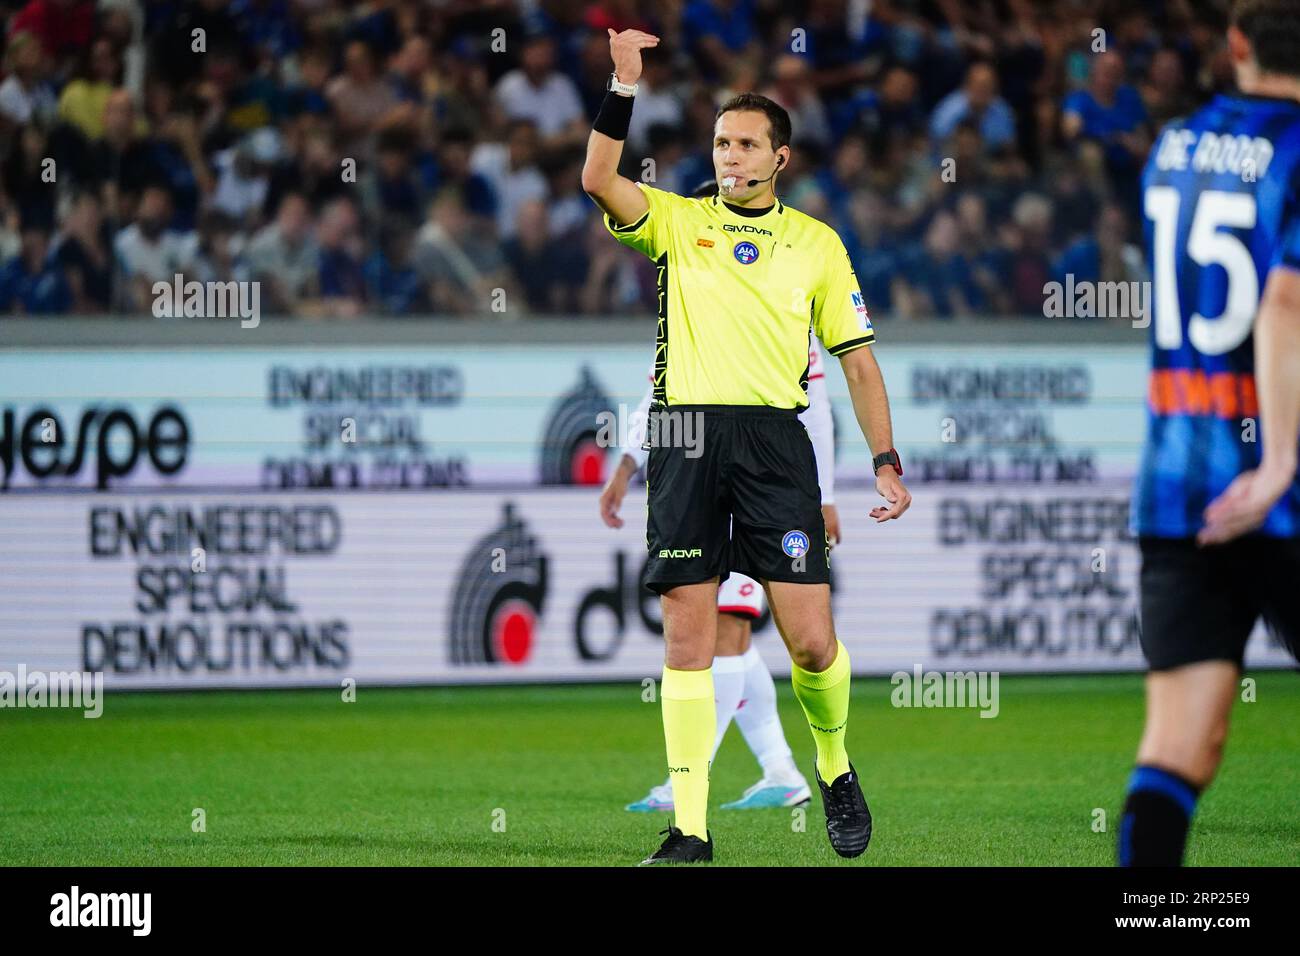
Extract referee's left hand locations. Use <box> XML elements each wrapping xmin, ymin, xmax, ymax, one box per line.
<box><xmin>869</xmin><ymin>466</ymin><xmax>911</xmax><ymax>523</ymax></box>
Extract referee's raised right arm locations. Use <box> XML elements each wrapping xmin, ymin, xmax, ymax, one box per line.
<box><xmin>581</xmin><ymin>29</ymin><xmax>659</xmax><ymax>226</ymax></box>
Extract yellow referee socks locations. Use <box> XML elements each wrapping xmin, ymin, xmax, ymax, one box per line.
<box><xmin>791</xmin><ymin>640</ymin><xmax>852</xmax><ymax>783</ymax></box>
<box><xmin>661</xmin><ymin>665</ymin><xmax>715</xmax><ymax>839</ymax></box>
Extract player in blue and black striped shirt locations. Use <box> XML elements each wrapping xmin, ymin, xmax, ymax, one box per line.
<box><xmin>1123</xmin><ymin>0</ymin><xmax>1300</xmax><ymax>866</ymax></box>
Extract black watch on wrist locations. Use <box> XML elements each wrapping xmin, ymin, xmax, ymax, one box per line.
<box><xmin>872</xmin><ymin>448</ymin><xmax>903</xmax><ymax>477</ymax></box>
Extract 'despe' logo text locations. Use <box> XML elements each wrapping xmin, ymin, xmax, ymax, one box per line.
<box><xmin>0</xmin><ymin>406</ymin><xmax>190</xmax><ymax>490</ymax></box>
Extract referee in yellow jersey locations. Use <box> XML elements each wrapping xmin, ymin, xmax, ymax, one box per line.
<box><xmin>583</xmin><ymin>28</ymin><xmax>912</xmax><ymax>864</ymax></box>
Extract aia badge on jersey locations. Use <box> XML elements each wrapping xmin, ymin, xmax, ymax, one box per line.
<box><xmin>782</xmin><ymin>530</ymin><xmax>810</xmax><ymax>558</ymax></box>
<box><xmin>851</xmin><ymin>291</ymin><xmax>872</xmax><ymax>330</ymax></box>
<box><xmin>733</xmin><ymin>241</ymin><xmax>760</xmax><ymax>264</ymax></box>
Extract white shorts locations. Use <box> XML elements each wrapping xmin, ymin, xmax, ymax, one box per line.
<box><xmin>718</xmin><ymin>572</ymin><xmax>764</xmax><ymax>618</ymax></box>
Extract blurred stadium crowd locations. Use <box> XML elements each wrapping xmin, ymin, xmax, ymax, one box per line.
<box><xmin>0</xmin><ymin>0</ymin><xmax>1236</xmax><ymax>319</ymax></box>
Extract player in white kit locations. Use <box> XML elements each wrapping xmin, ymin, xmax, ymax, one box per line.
<box><xmin>599</xmin><ymin>340</ymin><xmax>840</xmax><ymax>810</ymax></box>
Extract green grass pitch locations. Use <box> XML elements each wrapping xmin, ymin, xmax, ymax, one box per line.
<box><xmin>2</xmin><ymin>673</ymin><xmax>1297</xmax><ymax>866</ymax></box>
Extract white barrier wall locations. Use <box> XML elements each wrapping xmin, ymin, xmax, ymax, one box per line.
<box><xmin>0</xmin><ymin>344</ymin><xmax>1144</xmax><ymax>490</ymax></box>
<box><xmin>0</xmin><ymin>343</ymin><xmax>1287</xmax><ymax>687</ymax></box>
<box><xmin>0</xmin><ymin>483</ymin><xmax>1289</xmax><ymax>688</ymax></box>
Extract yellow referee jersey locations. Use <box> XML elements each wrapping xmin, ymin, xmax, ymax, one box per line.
<box><xmin>604</xmin><ymin>181</ymin><xmax>875</xmax><ymax>409</ymax></box>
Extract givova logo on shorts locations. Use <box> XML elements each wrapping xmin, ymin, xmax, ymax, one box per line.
<box><xmin>448</xmin><ymin>502</ymin><xmax>549</xmax><ymax>665</ymax></box>
<box><xmin>658</xmin><ymin>548</ymin><xmax>703</xmax><ymax>558</ymax></box>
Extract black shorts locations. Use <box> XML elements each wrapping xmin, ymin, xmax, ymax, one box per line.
<box><xmin>645</xmin><ymin>404</ymin><xmax>829</xmax><ymax>595</ymax></box>
<box><xmin>1139</xmin><ymin>535</ymin><xmax>1300</xmax><ymax>671</ymax></box>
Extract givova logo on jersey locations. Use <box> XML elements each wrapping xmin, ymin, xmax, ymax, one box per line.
<box><xmin>539</xmin><ymin>366</ymin><xmax>615</xmax><ymax>486</ymax></box>
<box><xmin>448</xmin><ymin>502</ymin><xmax>549</xmax><ymax>665</ymax></box>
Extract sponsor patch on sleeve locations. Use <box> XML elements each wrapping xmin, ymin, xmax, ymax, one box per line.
<box><xmin>850</xmin><ymin>291</ymin><xmax>872</xmax><ymax>330</ymax></box>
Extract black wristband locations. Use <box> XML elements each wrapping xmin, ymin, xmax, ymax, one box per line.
<box><xmin>593</xmin><ymin>89</ymin><xmax>634</xmax><ymax>140</ymax></box>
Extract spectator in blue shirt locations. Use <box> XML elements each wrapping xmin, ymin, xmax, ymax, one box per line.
<box><xmin>365</xmin><ymin>224</ymin><xmax>428</xmax><ymax>316</ymax></box>
<box><xmin>386</xmin><ymin>35</ymin><xmax>432</xmax><ymax>105</ymax></box>
<box><xmin>954</xmin><ymin>192</ymin><xmax>1014</xmax><ymax>315</ymax></box>
<box><xmin>0</xmin><ymin>221</ymin><xmax>72</xmax><ymax>315</ymax></box>
<box><xmin>316</xmin><ymin>197</ymin><xmax>366</xmax><ymax>317</ymax></box>
<box><xmin>230</xmin><ymin>0</ymin><xmax>302</xmax><ymax>60</ymax></box>
<box><xmin>138</xmin><ymin>102</ymin><xmax>209</xmax><ymax>233</ymax></box>
<box><xmin>813</xmin><ymin>132</ymin><xmax>869</xmax><ymax>236</ymax></box>
<box><xmin>841</xmin><ymin>190</ymin><xmax>902</xmax><ymax>315</ymax></box>
<box><xmin>1052</xmin><ymin>201</ymin><xmax>1148</xmax><ymax>295</ymax></box>
<box><xmin>278</xmin><ymin>44</ymin><xmax>333</xmax><ymax>119</ymax></box>
<box><xmin>929</xmin><ymin>61</ymin><xmax>1017</xmax><ymax>152</ymax></box>
<box><xmin>1061</xmin><ymin>51</ymin><xmax>1150</xmax><ymax>215</ymax></box>
<box><xmin>854</xmin><ymin>65</ymin><xmax>926</xmax><ymax>156</ymax></box>
<box><xmin>683</xmin><ymin>0</ymin><xmax>759</xmax><ymax>79</ymax></box>
<box><xmin>897</xmin><ymin>211</ymin><xmax>984</xmax><ymax>319</ymax></box>
<box><xmin>503</xmin><ymin>199</ymin><xmax>587</xmax><ymax>313</ymax></box>
<box><xmin>423</xmin><ymin>127</ymin><xmax>497</xmax><ymax>223</ymax></box>
<box><xmin>359</xmin><ymin>125</ymin><xmax>427</xmax><ymax>230</ymax></box>
<box><xmin>804</xmin><ymin>0</ymin><xmax>885</xmax><ymax>120</ymax></box>
<box><xmin>1061</xmin><ymin>51</ymin><xmax>1149</xmax><ymax>168</ymax></box>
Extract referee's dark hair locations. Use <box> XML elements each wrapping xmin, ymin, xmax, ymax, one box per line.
<box><xmin>715</xmin><ymin>92</ymin><xmax>792</xmax><ymax>152</ymax></box>
<box><xmin>1232</xmin><ymin>0</ymin><xmax>1300</xmax><ymax>78</ymax></box>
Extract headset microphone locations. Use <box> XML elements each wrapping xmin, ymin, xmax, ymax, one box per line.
<box><xmin>745</xmin><ymin>156</ymin><xmax>785</xmax><ymax>188</ymax></box>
